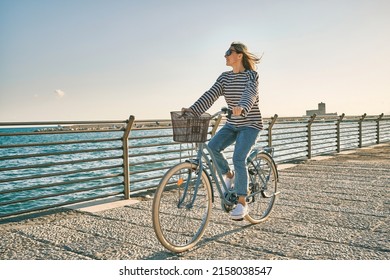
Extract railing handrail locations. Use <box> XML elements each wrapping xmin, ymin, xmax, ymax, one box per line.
<box><xmin>0</xmin><ymin>120</ymin><xmax>128</xmax><ymax>126</ymax></box>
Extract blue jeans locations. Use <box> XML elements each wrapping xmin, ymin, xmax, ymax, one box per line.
<box><xmin>208</xmin><ymin>123</ymin><xmax>260</xmax><ymax>196</ymax></box>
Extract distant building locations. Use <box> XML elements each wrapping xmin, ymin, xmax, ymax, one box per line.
<box><xmin>306</xmin><ymin>102</ymin><xmax>337</xmax><ymax>116</ymax></box>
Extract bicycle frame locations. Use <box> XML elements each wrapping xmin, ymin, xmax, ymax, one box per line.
<box><xmin>179</xmin><ymin>109</ymin><xmax>279</xmax><ymax>211</ymax></box>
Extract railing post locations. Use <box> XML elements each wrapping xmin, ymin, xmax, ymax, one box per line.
<box><xmin>358</xmin><ymin>113</ymin><xmax>366</xmax><ymax>148</ymax></box>
<box><xmin>267</xmin><ymin>114</ymin><xmax>278</xmax><ymax>147</ymax></box>
<box><xmin>307</xmin><ymin>114</ymin><xmax>317</xmax><ymax>159</ymax></box>
<box><xmin>336</xmin><ymin>113</ymin><xmax>345</xmax><ymax>153</ymax></box>
<box><xmin>376</xmin><ymin>113</ymin><xmax>384</xmax><ymax>144</ymax></box>
<box><xmin>122</xmin><ymin>115</ymin><xmax>135</xmax><ymax>199</ymax></box>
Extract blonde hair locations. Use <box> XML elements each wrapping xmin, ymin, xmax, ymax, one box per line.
<box><xmin>231</xmin><ymin>42</ymin><xmax>262</xmax><ymax>71</ymax></box>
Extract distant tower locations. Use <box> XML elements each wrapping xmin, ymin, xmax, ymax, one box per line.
<box><xmin>305</xmin><ymin>102</ymin><xmax>336</xmax><ymax>116</ymax></box>
<box><xmin>318</xmin><ymin>102</ymin><xmax>326</xmax><ymax>115</ymax></box>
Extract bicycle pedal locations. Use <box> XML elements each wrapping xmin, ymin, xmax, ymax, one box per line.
<box><xmin>222</xmin><ymin>203</ymin><xmax>234</xmax><ymax>213</ymax></box>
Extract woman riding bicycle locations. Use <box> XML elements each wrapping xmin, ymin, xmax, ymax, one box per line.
<box><xmin>182</xmin><ymin>41</ymin><xmax>263</xmax><ymax>220</ymax></box>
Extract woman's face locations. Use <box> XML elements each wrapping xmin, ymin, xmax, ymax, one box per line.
<box><xmin>224</xmin><ymin>47</ymin><xmax>242</xmax><ymax>67</ymax></box>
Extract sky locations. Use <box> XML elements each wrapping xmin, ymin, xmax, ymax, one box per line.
<box><xmin>1</xmin><ymin>0</ymin><xmax>389</xmax><ymax>122</ymax></box>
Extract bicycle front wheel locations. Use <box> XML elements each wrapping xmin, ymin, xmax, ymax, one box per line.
<box><xmin>152</xmin><ymin>162</ymin><xmax>212</xmax><ymax>253</ymax></box>
<box><xmin>245</xmin><ymin>152</ymin><xmax>278</xmax><ymax>224</ymax></box>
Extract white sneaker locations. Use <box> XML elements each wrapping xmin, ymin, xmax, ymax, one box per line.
<box><xmin>223</xmin><ymin>172</ymin><xmax>235</xmax><ymax>197</ymax></box>
<box><xmin>230</xmin><ymin>203</ymin><xmax>249</xmax><ymax>220</ymax></box>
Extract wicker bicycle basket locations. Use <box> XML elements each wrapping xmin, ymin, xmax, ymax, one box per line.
<box><xmin>170</xmin><ymin>111</ymin><xmax>211</xmax><ymax>143</ymax></box>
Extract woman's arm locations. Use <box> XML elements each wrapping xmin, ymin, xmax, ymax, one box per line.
<box><xmin>238</xmin><ymin>71</ymin><xmax>259</xmax><ymax>115</ymax></box>
<box><xmin>189</xmin><ymin>74</ymin><xmax>225</xmax><ymax>116</ymax></box>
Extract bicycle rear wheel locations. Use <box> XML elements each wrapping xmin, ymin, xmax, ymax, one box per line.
<box><xmin>245</xmin><ymin>152</ymin><xmax>278</xmax><ymax>224</ymax></box>
<box><xmin>152</xmin><ymin>162</ymin><xmax>212</xmax><ymax>253</ymax></box>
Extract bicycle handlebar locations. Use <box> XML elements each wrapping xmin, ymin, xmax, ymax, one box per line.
<box><xmin>210</xmin><ymin>107</ymin><xmax>246</xmax><ymax>119</ymax></box>
<box><xmin>181</xmin><ymin>107</ymin><xmax>245</xmax><ymax>119</ymax></box>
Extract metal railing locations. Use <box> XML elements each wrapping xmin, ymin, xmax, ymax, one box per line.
<box><xmin>267</xmin><ymin>113</ymin><xmax>389</xmax><ymax>162</ymax></box>
<box><xmin>0</xmin><ymin>117</ymin><xmax>134</xmax><ymax>219</ymax></box>
<box><xmin>0</xmin><ymin>113</ymin><xmax>389</xmax><ymax>219</ymax></box>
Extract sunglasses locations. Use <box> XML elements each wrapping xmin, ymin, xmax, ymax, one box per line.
<box><xmin>225</xmin><ymin>49</ymin><xmax>238</xmax><ymax>56</ymax></box>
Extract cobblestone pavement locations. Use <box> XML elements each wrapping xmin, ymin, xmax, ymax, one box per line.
<box><xmin>1</xmin><ymin>144</ymin><xmax>389</xmax><ymax>260</ymax></box>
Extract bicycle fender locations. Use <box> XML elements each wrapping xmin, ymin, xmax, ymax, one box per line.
<box><xmin>263</xmin><ymin>152</ymin><xmax>279</xmax><ymax>182</ymax></box>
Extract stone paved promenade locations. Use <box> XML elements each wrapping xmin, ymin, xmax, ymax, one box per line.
<box><xmin>1</xmin><ymin>144</ymin><xmax>389</xmax><ymax>260</ymax></box>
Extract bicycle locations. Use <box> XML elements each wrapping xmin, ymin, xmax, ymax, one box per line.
<box><xmin>152</xmin><ymin>108</ymin><xmax>279</xmax><ymax>253</ymax></box>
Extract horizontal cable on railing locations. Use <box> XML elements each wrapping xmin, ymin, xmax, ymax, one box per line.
<box><xmin>0</xmin><ymin>174</ymin><xmax>123</xmax><ymax>195</ymax></box>
<box><xmin>0</xmin><ymin>120</ymin><xmax>127</xmax><ymax>126</ymax></box>
<box><xmin>0</xmin><ymin>155</ymin><xmax>122</xmax><ymax>172</ymax></box>
<box><xmin>0</xmin><ymin>146</ymin><xmax>122</xmax><ymax>161</ymax></box>
<box><xmin>339</xmin><ymin>125</ymin><xmax>358</xmax><ymax>131</ymax></box>
<box><xmin>131</xmin><ymin>174</ymin><xmax>164</xmax><ymax>184</ymax></box>
<box><xmin>273</xmin><ymin>130</ymin><xmax>307</xmax><ymax>136</ymax></box>
<box><xmin>0</xmin><ymin>137</ymin><xmax>122</xmax><ymax>149</ymax></box>
<box><xmin>311</xmin><ymin>126</ymin><xmax>337</xmax><ymax>133</ymax></box>
<box><xmin>128</xmin><ymin>141</ymin><xmax>180</xmax><ymax>149</ymax></box>
<box><xmin>274</xmin><ymin>147</ymin><xmax>309</xmax><ymax>157</ymax></box>
<box><xmin>272</xmin><ymin>138</ymin><xmax>308</xmax><ymax>146</ymax></box>
<box><xmin>312</xmin><ymin>135</ymin><xmax>337</xmax><ymax>142</ymax></box>
<box><xmin>362</xmin><ymin>128</ymin><xmax>378</xmax><ymax>133</ymax></box>
<box><xmin>0</xmin><ymin>163</ymin><xmax>124</xmax><ymax>184</ymax></box>
<box><xmin>128</xmin><ymin>147</ymin><xmax>190</xmax><ymax>158</ymax></box>
<box><xmin>340</xmin><ymin>141</ymin><xmax>359</xmax><ymax>146</ymax></box>
<box><xmin>130</xmin><ymin>166</ymin><xmax>170</xmax><ymax>176</ymax></box>
<box><xmin>129</xmin><ymin>155</ymin><xmax>190</xmax><ymax>167</ymax></box>
<box><xmin>340</xmin><ymin>132</ymin><xmax>359</xmax><ymax>138</ymax></box>
<box><xmin>272</xmin><ymin>134</ymin><xmax>306</xmax><ymax>140</ymax></box>
<box><xmin>312</xmin><ymin>142</ymin><xmax>337</xmax><ymax>149</ymax></box>
<box><xmin>129</xmin><ymin>134</ymin><xmax>172</xmax><ymax>141</ymax></box>
<box><xmin>272</xmin><ymin>149</ymin><xmax>308</xmax><ymax>158</ymax></box>
<box><xmin>0</xmin><ymin>129</ymin><xmax>124</xmax><ymax>137</ymax></box>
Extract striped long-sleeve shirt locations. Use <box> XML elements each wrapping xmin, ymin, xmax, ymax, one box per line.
<box><xmin>190</xmin><ymin>70</ymin><xmax>263</xmax><ymax>130</ymax></box>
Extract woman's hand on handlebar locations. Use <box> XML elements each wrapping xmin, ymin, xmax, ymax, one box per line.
<box><xmin>181</xmin><ymin>107</ymin><xmax>193</xmax><ymax>113</ymax></box>
<box><xmin>220</xmin><ymin>106</ymin><xmax>246</xmax><ymax>119</ymax></box>
<box><xmin>232</xmin><ymin>106</ymin><xmax>244</xmax><ymax>117</ymax></box>
<box><xmin>180</xmin><ymin>107</ymin><xmax>245</xmax><ymax>119</ymax></box>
